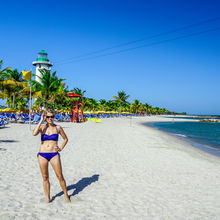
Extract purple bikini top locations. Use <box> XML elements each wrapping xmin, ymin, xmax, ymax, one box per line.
<box><xmin>41</xmin><ymin>125</ymin><xmax>59</xmax><ymax>142</ymax></box>
<box><xmin>41</xmin><ymin>133</ymin><xmax>58</xmax><ymax>142</ymax></box>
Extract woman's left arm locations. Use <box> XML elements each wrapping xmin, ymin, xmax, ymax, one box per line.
<box><xmin>57</xmin><ymin>126</ymin><xmax>68</xmax><ymax>151</ymax></box>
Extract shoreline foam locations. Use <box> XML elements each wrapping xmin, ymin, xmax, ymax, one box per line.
<box><xmin>144</xmin><ymin>121</ymin><xmax>220</xmax><ymax>157</ymax></box>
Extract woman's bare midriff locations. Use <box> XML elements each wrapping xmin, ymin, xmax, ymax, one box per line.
<box><xmin>39</xmin><ymin>141</ymin><xmax>58</xmax><ymax>152</ymax></box>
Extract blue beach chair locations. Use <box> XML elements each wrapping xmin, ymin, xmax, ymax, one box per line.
<box><xmin>0</xmin><ymin>119</ymin><xmax>5</xmax><ymax>128</ymax></box>
<box><xmin>32</xmin><ymin>114</ymin><xmax>41</xmax><ymax>124</ymax></box>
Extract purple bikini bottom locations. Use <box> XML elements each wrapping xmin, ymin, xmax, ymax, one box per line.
<box><xmin>37</xmin><ymin>152</ymin><xmax>60</xmax><ymax>161</ymax></box>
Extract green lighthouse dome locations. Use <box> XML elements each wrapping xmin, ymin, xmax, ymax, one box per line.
<box><xmin>36</xmin><ymin>50</ymin><xmax>49</xmax><ymax>62</ymax></box>
<box><xmin>36</xmin><ymin>57</ymin><xmax>49</xmax><ymax>62</ymax></box>
<box><xmin>32</xmin><ymin>50</ymin><xmax>52</xmax><ymax>66</ymax></box>
<box><xmin>39</xmin><ymin>50</ymin><xmax>47</xmax><ymax>55</ymax></box>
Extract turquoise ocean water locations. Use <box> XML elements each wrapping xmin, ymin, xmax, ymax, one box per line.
<box><xmin>146</xmin><ymin>121</ymin><xmax>220</xmax><ymax>156</ymax></box>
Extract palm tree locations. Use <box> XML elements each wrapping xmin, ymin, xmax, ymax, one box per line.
<box><xmin>122</xmin><ymin>102</ymin><xmax>131</xmax><ymax>112</ymax></box>
<box><xmin>0</xmin><ymin>82</ymin><xmax>15</xmax><ymax>108</ymax></box>
<box><xmin>103</xmin><ymin>100</ymin><xmax>113</xmax><ymax>111</ymax></box>
<box><xmin>70</xmin><ymin>88</ymin><xmax>86</xmax><ymax>97</ymax></box>
<box><xmin>16</xmin><ymin>97</ymin><xmax>28</xmax><ymax>111</ymax></box>
<box><xmin>0</xmin><ymin>60</ymin><xmax>6</xmax><ymax>97</ymax></box>
<box><xmin>99</xmin><ymin>99</ymin><xmax>107</xmax><ymax>111</ymax></box>
<box><xmin>143</xmin><ymin>103</ymin><xmax>150</xmax><ymax>114</ymax></box>
<box><xmin>154</xmin><ymin>107</ymin><xmax>160</xmax><ymax>115</ymax></box>
<box><xmin>69</xmin><ymin>87</ymin><xmax>87</xmax><ymax>110</ymax></box>
<box><xmin>160</xmin><ymin>108</ymin><xmax>169</xmax><ymax>114</ymax></box>
<box><xmin>0</xmin><ymin>60</ymin><xmax>4</xmax><ymax>82</ymax></box>
<box><xmin>32</xmin><ymin>69</ymin><xmax>66</xmax><ymax>110</ymax></box>
<box><xmin>113</xmin><ymin>91</ymin><xmax>130</xmax><ymax>114</ymax></box>
<box><xmin>86</xmin><ymin>98</ymin><xmax>98</xmax><ymax>111</ymax></box>
<box><xmin>0</xmin><ymin>60</ymin><xmax>10</xmax><ymax>77</ymax></box>
<box><xmin>131</xmin><ymin>99</ymin><xmax>142</xmax><ymax>114</ymax></box>
<box><xmin>0</xmin><ymin>61</ymin><xmax>14</xmax><ymax>107</ymax></box>
<box><xmin>2</xmin><ymin>69</ymin><xmax>24</xmax><ymax>108</ymax></box>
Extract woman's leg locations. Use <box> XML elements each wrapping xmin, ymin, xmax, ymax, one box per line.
<box><xmin>38</xmin><ymin>155</ymin><xmax>50</xmax><ymax>203</ymax></box>
<box><xmin>50</xmin><ymin>154</ymin><xmax>69</xmax><ymax>201</ymax></box>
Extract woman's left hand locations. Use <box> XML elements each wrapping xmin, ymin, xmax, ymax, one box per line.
<box><xmin>54</xmin><ymin>146</ymin><xmax>61</xmax><ymax>152</ymax></box>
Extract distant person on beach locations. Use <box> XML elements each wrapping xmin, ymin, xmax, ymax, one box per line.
<box><xmin>32</xmin><ymin>111</ymin><xmax>69</xmax><ymax>203</ymax></box>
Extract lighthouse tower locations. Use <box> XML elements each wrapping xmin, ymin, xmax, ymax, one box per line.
<box><xmin>32</xmin><ymin>50</ymin><xmax>53</xmax><ymax>83</ymax></box>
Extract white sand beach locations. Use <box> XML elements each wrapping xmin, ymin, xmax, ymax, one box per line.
<box><xmin>0</xmin><ymin>116</ymin><xmax>220</xmax><ymax>220</ymax></box>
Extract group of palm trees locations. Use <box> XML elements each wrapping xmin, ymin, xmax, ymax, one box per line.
<box><xmin>0</xmin><ymin>60</ymin><xmax>171</xmax><ymax>115</ymax></box>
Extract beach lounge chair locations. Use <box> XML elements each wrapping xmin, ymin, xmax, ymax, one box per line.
<box><xmin>10</xmin><ymin>114</ymin><xmax>17</xmax><ymax>123</ymax></box>
<box><xmin>0</xmin><ymin>119</ymin><xmax>5</xmax><ymax>128</ymax></box>
<box><xmin>32</xmin><ymin>114</ymin><xmax>41</xmax><ymax>124</ymax></box>
<box><xmin>55</xmin><ymin>114</ymin><xmax>60</xmax><ymax>121</ymax></box>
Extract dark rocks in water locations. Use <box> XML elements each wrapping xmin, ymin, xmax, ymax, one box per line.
<box><xmin>200</xmin><ymin>119</ymin><xmax>220</xmax><ymax>123</ymax></box>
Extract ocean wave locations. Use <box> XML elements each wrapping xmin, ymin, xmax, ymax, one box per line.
<box><xmin>175</xmin><ymin>133</ymin><xmax>187</xmax><ymax>137</ymax></box>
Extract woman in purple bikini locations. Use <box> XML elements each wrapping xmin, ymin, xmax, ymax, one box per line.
<box><xmin>33</xmin><ymin>111</ymin><xmax>69</xmax><ymax>203</ymax></box>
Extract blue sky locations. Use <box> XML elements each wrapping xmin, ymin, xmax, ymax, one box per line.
<box><xmin>0</xmin><ymin>0</ymin><xmax>220</xmax><ymax>114</ymax></box>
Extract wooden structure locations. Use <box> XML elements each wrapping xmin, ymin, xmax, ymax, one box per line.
<box><xmin>67</xmin><ymin>93</ymin><xmax>85</xmax><ymax>123</ymax></box>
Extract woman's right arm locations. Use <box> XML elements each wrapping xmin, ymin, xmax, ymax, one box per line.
<box><xmin>32</xmin><ymin>114</ymin><xmax>44</xmax><ymax>136</ymax></box>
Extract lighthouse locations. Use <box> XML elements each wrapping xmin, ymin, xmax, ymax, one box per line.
<box><xmin>32</xmin><ymin>50</ymin><xmax>53</xmax><ymax>83</ymax></box>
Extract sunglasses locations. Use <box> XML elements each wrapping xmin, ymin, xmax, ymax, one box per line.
<box><xmin>46</xmin><ymin>116</ymin><xmax>54</xmax><ymax>119</ymax></box>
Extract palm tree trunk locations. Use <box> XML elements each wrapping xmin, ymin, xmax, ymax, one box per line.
<box><xmin>12</xmin><ymin>93</ymin><xmax>15</xmax><ymax>108</ymax></box>
<box><xmin>45</xmin><ymin>95</ymin><xmax>48</xmax><ymax>110</ymax></box>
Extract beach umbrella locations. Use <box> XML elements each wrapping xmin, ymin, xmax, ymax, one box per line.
<box><xmin>110</xmin><ymin>111</ymin><xmax>117</xmax><ymax>114</ymax></box>
<box><xmin>1</xmin><ymin>80</ymin><xmax>27</xmax><ymax>87</ymax></box>
<box><xmin>83</xmin><ymin>111</ymin><xmax>90</xmax><ymax>114</ymax></box>
<box><xmin>97</xmin><ymin>111</ymin><xmax>105</xmax><ymax>114</ymax></box>
<box><xmin>1</xmin><ymin>108</ymin><xmax>16</xmax><ymax>113</ymax></box>
<box><xmin>122</xmin><ymin>112</ymin><xmax>131</xmax><ymax>114</ymax></box>
<box><xmin>21</xmin><ymin>87</ymin><xmax>41</xmax><ymax>97</ymax></box>
<box><xmin>66</xmin><ymin>93</ymin><xmax>81</xmax><ymax>98</ymax></box>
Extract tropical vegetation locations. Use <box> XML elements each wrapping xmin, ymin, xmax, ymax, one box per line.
<box><xmin>0</xmin><ymin>60</ymin><xmax>177</xmax><ymax>115</ymax></box>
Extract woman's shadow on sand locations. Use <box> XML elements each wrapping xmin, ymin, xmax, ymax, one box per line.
<box><xmin>51</xmin><ymin>174</ymin><xmax>99</xmax><ymax>201</ymax></box>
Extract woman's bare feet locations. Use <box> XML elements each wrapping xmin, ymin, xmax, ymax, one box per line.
<box><xmin>64</xmin><ymin>195</ymin><xmax>70</xmax><ymax>202</ymax></box>
<box><xmin>46</xmin><ymin>197</ymin><xmax>51</xmax><ymax>203</ymax></box>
